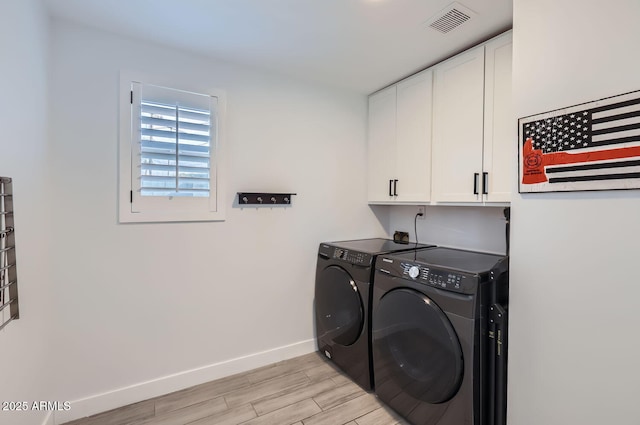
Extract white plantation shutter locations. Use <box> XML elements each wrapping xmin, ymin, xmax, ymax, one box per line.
<box><xmin>138</xmin><ymin>83</ymin><xmax>212</xmax><ymax>197</ymax></box>
<box><xmin>140</xmin><ymin>101</ymin><xmax>211</xmax><ymax>197</ymax></box>
<box><xmin>129</xmin><ymin>82</ymin><xmax>221</xmax><ymax>218</ymax></box>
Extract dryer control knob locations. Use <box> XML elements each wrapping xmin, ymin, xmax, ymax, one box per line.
<box><xmin>408</xmin><ymin>266</ymin><xmax>420</xmax><ymax>279</ymax></box>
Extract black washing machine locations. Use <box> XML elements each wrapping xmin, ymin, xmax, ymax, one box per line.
<box><xmin>372</xmin><ymin>247</ymin><xmax>509</xmax><ymax>425</ymax></box>
<box><xmin>314</xmin><ymin>238</ymin><xmax>435</xmax><ymax>391</ymax></box>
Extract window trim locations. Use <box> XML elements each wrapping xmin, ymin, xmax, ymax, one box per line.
<box><xmin>118</xmin><ymin>71</ymin><xmax>226</xmax><ymax>223</ymax></box>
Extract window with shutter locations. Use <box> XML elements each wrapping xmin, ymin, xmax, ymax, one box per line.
<box><xmin>139</xmin><ymin>99</ymin><xmax>210</xmax><ymax>198</ymax></box>
<box><xmin>119</xmin><ymin>75</ymin><xmax>226</xmax><ymax>223</ymax></box>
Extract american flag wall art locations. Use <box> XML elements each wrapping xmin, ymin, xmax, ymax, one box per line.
<box><xmin>519</xmin><ymin>89</ymin><xmax>640</xmax><ymax>193</ymax></box>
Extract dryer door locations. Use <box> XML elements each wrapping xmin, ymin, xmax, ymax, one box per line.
<box><xmin>315</xmin><ymin>265</ymin><xmax>364</xmax><ymax>346</ymax></box>
<box><xmin>373</xmin><ymin>288</ymin><xmax>463</xmax><ymax>404</ymax></box>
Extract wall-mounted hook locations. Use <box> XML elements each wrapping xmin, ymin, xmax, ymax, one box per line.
<box><xmin>237</xmin><ymin>192</ymin><xmax>297</xmax><ymax>206</ymax></box>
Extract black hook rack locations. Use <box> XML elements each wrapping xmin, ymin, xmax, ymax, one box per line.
<box><xmin>237</xmin><ymin>192</ymin><xmax>296</xmax><ymax>206</ymax></box>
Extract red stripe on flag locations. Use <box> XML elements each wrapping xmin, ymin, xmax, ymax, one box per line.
<box><xmin>522</xmin><ymin>138</ymin><xmax>640</xmax><ymax>184</ymax></box>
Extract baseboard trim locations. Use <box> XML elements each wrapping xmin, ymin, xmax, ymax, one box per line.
<box><xmin>53</xmin><ymin>339</ymin><xmax>316</xmax><ymax>424</ymax></box>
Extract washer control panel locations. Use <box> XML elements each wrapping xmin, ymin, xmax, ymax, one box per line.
<box><xmin>332</xmin><ymin>248</ymin><xmax>371</xmax><ymax>266</ymax></box>
<box><xmin>393</xmin><ymin>261</ymin><xmax>474</xmax><ymax>294</ymax></box>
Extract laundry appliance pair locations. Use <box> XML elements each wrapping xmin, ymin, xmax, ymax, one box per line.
<box><xmin>314</xmin><ymin>238</ymin><xmax>434</xmax><ymax>391</ymax></box>
<box><xmin>314</xmin><ymin>238</ymin><xmax>509</xmax><ymax>425</ymax></box>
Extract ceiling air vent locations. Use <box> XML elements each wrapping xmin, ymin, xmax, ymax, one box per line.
<box><xmin>425</xmin><ymin>2</ymin><xmax>476</xmax><ymax>34</ymax></box>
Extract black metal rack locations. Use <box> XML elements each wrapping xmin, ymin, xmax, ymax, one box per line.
<box><xmin>0</xmin><ymin>177</ymin><xmax>18</xmax><ymax>331</ymax></box>
<box><xmin>237</xmin><ymin>192</ymin><xmax>296</xmax><ymax>206</ymax></box>
<box><xmin>488</xmin><ymin>257</ymin><xmax>509</xmax><ymax>425</ymax></box>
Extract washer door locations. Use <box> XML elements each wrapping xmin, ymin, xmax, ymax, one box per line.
<box><xmin>315</xmin><ymin>265</ymin><xmax>364</xmax><ymax>346</ymax></box>
<box><xmin>373</xmin><ymin>288</ymin><xmax>463</xmax><ymax>404</ymax></box>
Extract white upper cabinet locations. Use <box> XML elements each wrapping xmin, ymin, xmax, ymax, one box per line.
<box><xmin>367</xmin><ymin>30</ymin><xmax>513</xmax><ymax>205</ymax></box>
<box><xmin>367</xmin><ymin>69</ymin><xmax>433</xmax><ymax>203</ymax></box>
<box><xmin>483</xmin><ymin>31</ymin><xmax>514</xmax><ymax>203</ymax></box>
<box><xmin>367</xmin><ymin>85</ymin><xmax>397</xmax><ymax>202</ymax></box>
<box><xmin>432</xmin><ymin>45</ymin><xmax>486</xmax><ymax>203</ymax></box>
<box><xmin>432</xmin><ymin>31</ymin><xmax>513</xmax><ymax>204</ymax></box>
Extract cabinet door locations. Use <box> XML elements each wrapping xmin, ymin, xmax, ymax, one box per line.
<box><xmin>394</xmin><ymin>70</ymin><xmax>433</xmax><ymax>203</ymax></box>
<box><xmin>367</xmin><ymin>86</ymin><xmax>397</xmax><ymax>202</ymax></box>
<box><xmin>483</xmin><ymin>32</ymin><xmax>513</xmax><ymax>203</ymax></box>
<box><xmin>432</xmin><ymin>45</ymin><xmax>485</xmax><ymax>203</ymax></box>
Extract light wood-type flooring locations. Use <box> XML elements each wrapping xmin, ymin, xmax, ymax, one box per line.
<box><xmin>63</xmin><ymin>351</ymin><xmax>410</xmax><ymax>425</ymax></box>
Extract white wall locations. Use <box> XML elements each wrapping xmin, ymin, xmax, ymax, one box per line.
<box><xmin>388</xmin><ymin>205</ymin><xmax>508</xmax><ymax>254</ymax></box>
<box><xmin>0</xmin><ymin>1</ymin><xmax>54</xmax><ymax>425</ymax></box>
<box><xmin>509</xmin><ymin>1</ymin><xmax>640</xmax><ymax>424</ymax></box>
<box><xmin>48</xmin><ymin>19</ymin><xmax>386</xmax><ymax>421</ymax></box>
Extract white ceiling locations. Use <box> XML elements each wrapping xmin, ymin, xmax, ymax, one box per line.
<box><xmin>43</xmin><ymin>0</ymin><xmax>512</xmax><ymax>94</ymax></box>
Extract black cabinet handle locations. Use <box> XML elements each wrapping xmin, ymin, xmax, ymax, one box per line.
<box><xmin>473</xmin><ymin>173</ymin><xmax>479</xmax><ymax>195</ymax></box>
<box><xmin>483</xmin><ymin>172</ymin><xmax>488</xmax><ymax>195</ymax></box>
<box><xmin>389</xmin><ymin>180</ymin><xmax>393</xmax><ymax>196</ymax></box>
<box><xmin>393</xmin><ymin>179</ymin><xmax>398</xmax><ymax>196</ymax></box>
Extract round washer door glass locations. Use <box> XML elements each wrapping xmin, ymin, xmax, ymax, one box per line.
<box><xmin>373</xmin><ymin>288</ymin><xmax>463</xmax><ymax>404</ymax></box>
<box><xmin>315</xmin><ymin>265</ymin><xmax>364</xmax><ymax>346</ymax></box>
